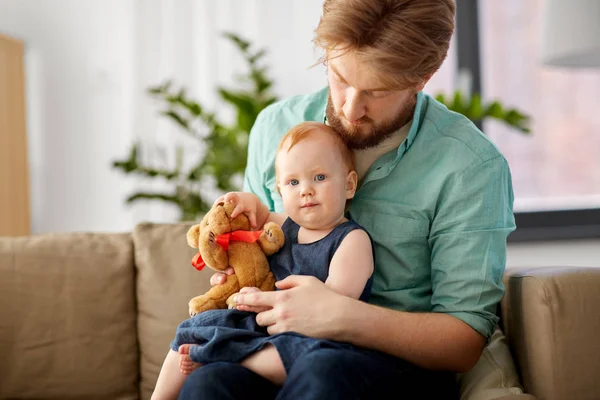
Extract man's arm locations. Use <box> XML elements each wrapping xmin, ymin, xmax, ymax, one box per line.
<box><xmin>427</xmin><ymin>155</ymin><xmax>515</xmax><ymax>342</ymax></box>
<box><xmin>336</xmin><ymin>296</ymin><xmax>486</xmax><ymax>372</ymax></box>
<box><xmin>243</xmin><ymin>277</ymin><xmax>484</xmax><ymax>372</ymax></box>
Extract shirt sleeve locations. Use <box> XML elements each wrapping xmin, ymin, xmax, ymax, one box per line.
<box><xmin>243</xmin><ymin>109</ymin><xmax>276</xmax><ymax>211</ymax></box>
<box><xmin>428</xmin><ymin>155</ymin><xmax>516</xmax><ymax>340</ymax></box>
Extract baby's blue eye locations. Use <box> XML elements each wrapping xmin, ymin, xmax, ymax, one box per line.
<box><xmin>314</xmin><ymin>174</ymin><xmax>326</xmax><ymax>181</ymax></box>
<box><xmin>289</xmin><ymin>179</ymin><xmax>299</xmax><ymax>186</ymax></box>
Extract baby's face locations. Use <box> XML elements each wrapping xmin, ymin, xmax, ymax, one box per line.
<box><xmin>276</xmin><ymin>133</ymin><xmax>355</xmax><ymax>231</ymax></box>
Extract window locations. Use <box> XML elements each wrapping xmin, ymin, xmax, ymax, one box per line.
<box><xmin>479</xmin><ymin>0</ymin><xmax>600</xmax><ymax>213</ymax></box>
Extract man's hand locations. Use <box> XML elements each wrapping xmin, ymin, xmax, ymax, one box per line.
<box><xmin>234</xmin><ymin>275</ymin><xmax>351</xmax><ymax>338</ymax></box>
<box><xmin>232</xmin><ymin>287</ymin><xmax>271</xmax><ymax>313</ymax></box>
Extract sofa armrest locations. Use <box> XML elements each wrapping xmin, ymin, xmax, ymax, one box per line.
<box><xmin>494</xmin><ymin>395</ymin><xmax>536</xmax><ymax>400</ymax></box>
<box><xmin>501</xmin><ymin>267</ymin><xmax>600</xmax><ymax>400</ymax></box>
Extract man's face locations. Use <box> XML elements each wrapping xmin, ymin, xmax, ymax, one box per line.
<box><xmin>326</xmin><ymin>49</ymin><xmax>421</xmax><ymax>150</ymax></box>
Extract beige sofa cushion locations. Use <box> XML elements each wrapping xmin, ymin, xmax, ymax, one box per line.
<box><xmin>457</xmin><ymin>328</ymin><xmax>527</xmax><ymax>400</ymax></box>
<box><xmin>134</xmin><ymin>222</ymin><xmax>215</xmax><ymax>400</ymax></box>
<box><xmin>502</xmin><ymin>267</ymin><xmax>600</xmax><ymax>400</ymax></box>
<box><xmin>0</xmin><ymin>233</ymin><xmax>138</xmax><ymax>400</ymax></box>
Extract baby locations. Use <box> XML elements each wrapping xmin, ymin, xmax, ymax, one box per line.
<box><xmin>152</xmin><ymin>121</ymin><xmax>375</xmax><ymax>399</ymax></box>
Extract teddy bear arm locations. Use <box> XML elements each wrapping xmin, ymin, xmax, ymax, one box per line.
<box><xmin>258</xmin><ymin>222</ymin><xmax>285</xmax><ymax>256</ymax></box>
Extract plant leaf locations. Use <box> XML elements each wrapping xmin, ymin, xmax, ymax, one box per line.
<box><xmin>115</xmin><ymin>32</ymin><xmax>279</xmax><ymax>221</ymax></box>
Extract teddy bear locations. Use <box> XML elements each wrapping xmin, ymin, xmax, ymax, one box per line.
<box><xmin>185</xmin><ymin>201</ymin><xmax>285</xmax><ymax>316</ymax></box>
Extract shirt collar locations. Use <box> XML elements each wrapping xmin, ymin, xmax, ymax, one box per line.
<box><xmin>404</xmin><ymin>91</ymin><xmax>426</xmax><ymax>153</ymax></box>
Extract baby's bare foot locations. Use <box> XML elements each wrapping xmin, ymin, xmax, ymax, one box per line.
<box><xmin>178</xmin><ymin>344</ymin><xmax>202</xmax><ymax>375</ymax></box>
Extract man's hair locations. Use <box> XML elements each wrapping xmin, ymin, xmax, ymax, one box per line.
<box><xmin>277</xmin><ymin>121</ymin><xmax>355</xmax><ymax>175</ymax></box>
<box><xmin>314</xmin><ymin>0</ymin><xmax>456</xmax><ymax>89</ymax></box>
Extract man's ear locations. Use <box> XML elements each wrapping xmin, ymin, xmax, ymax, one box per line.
<box><xmin>345</xmin><ymin>170</ymin><xmax>358</xmax><ymax>199</ymax></box>
<box><xmin>416</xmin><ymin>74</ymin><xmax>433</xmax><ymax>92</ymax></box>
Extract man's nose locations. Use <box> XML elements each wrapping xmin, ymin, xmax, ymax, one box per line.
<box><xmin>342</xmin><ymin>88</ymin><xmax>367</xmax><ymax>122</ymax></box>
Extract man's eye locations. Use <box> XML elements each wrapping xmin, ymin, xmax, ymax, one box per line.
<box><xmin>366</xmin><ymin>90</ymin><xmax>390</xmax><ymax>99</ymax></box>
<box><xmin>289</xmin><ymin>179</ymin><xmax>299</xmax><ymax>186</ymax></box>
<box><xmin>314</xmin><ymin>174</ymin><xmax>326</xmax><ymax>181</ymax></box>
<box><xmin>334</xmin><ymin>73</ymin><xmax>347</xmax><ymax>86</ymax></box>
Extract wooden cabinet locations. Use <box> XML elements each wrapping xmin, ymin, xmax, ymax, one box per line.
<box><xmin>0</xmin><ymin>34</ymin><xmax>30</xmax><ymax>236</ymax></box>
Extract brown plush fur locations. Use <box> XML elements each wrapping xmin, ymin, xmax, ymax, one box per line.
<box><xmin>186</xmin><ymin>202</ymin><xmax>285</xmax><ymax>316</ymax></box>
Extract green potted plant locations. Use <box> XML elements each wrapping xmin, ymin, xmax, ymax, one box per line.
<box><xmin>113</xmin><ymin>33</ymin><xmax>278</xmax><ymax>221</ymax></box>
<box><xmin>434</xmin><ymin>91</ymin><xmax>530</xmax><ymax>134</ymax></box>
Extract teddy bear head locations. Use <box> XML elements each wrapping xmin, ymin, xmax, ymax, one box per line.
<box><xmin>186</xmin><ymin>202</ymin><xmax>252</xmax><ymax>272</ymax></box>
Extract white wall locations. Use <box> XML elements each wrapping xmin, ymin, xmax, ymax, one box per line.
<box><xmin>0</xmin><ymin>0</ymin><xmax>457</xmax><ymax>234</ymax></box>
<box><xmin>0</xmin><ymin>0</ymin><xmax>136</xmax><ymax>233</ymax></box>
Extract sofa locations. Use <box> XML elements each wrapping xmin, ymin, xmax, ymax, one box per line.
<box><xmin>1</xmin><ymin>222</ymin><xmax>598</xmax><ymax>400</ymax></box>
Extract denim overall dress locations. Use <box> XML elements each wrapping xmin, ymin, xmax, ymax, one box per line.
<box><xmin>170</xmin><ymin>218</ymin><xmax>380</xmax><ymax>373</ymax></box>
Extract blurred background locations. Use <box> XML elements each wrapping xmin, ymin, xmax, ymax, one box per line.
<box><xmin>1</xmin><ymin>0</ymin><xmax>598</xmax><ymax>267</ymax></box>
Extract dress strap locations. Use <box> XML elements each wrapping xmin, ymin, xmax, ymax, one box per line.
<box><xmin>281</xmin><ymin>217</ymin><xmax>301</xmax><ymax>244</ymax></box>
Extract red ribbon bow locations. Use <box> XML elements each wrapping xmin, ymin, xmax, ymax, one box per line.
<box><xmin>191</xmin><ymin>230</ymin><xmax>263</xmax><ymax>271</ymax></box>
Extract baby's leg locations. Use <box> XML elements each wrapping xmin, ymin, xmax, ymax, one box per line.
<box><xmin>151</xmin><ymin>349</ymin><xmax>188</xmax><ymax>400</ymax></box>
<box><xmin>178</xmin><ymin>344</ymin><xmax>203</xmax><ymax>375</ymax></box>
<box><xmin>241</xmin><ymin>344</ymin><xmax>287</xmax><ymax>385</ymax></box>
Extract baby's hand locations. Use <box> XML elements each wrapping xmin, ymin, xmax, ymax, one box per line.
<box><xmin>214</xmin><ymin>192</ymin><xmax>262</xmax><ymax>229</ymax></box>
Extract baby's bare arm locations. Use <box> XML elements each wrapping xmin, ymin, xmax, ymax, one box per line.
<box><xmin>325</xmin><ymin>229</ymin><xmax>374</xmax><ymax>299</ymax></box>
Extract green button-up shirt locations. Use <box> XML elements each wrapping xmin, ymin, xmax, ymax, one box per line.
<box><xmin>243</xmin><ymin>87</ymin><xmax>515</xmax><ymax>339</ymax></box>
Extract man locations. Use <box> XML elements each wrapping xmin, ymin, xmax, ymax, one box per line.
<box><xmin>179</xmin><ymin>0</ymin><xmax>515</xmax><ymax>398</ymax></box>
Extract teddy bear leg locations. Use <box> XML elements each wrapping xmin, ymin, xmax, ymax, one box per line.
<box><xmin>188</xmin><ymin>274</ymin><xmax>241</xmax><ymax>316</ymax></box>
<box><xmin>259</xmin><ymin>271</ymin><xmax>276</xmax><ymax>292</ymax></box>
<box><xmin>225</xmin><ymin>293</ymin><xmax>238</xmax><ymax>309</ymax></box>
<box><xmin>188</xmin><ymin>295</ymin><xmax>219</xmax><ymax>317</ymax></box>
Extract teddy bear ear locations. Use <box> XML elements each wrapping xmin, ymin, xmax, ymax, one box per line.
<box><xmin>186</xmin><ymin>224</ymin><xmax>202</xmax><ymax>248</ymax></box>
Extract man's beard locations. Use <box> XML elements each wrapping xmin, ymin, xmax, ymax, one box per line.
<box><xmin>325</xmin><ymin>92</ymin><xmax>416</xmax><ymax>150</ymax></box>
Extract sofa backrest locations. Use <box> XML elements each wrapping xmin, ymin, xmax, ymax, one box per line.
<box><xmin>133</xmin><ymin>222</ymin><xmax>215</xmax><ymax>400</ymax></box>
<box><xmin>133</xmin><ymin>223</ymin><xmax>534</xmax><ymax>400</ymax></box>
<box><xmin>0</xmin><ymin>232</ymin><xmax>139</xmax><ymax>399</ymax></box>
